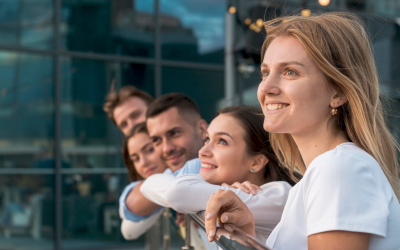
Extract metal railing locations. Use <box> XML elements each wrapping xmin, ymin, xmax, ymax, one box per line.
<box><xmin>145</xmin><ymin>208</ymin><xmax>272</xmax><ymax>250</ymax></box>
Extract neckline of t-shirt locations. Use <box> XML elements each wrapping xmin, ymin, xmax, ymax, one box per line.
<box><xmin>308</xmin><ymin>142</ymin><xmax>355</xmax><ymax>168</ymax></box>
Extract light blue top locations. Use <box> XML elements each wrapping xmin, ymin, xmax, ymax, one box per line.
<box><xmin>119</xmin><ymin>158</ymin><xmax>201</xmax><ymax>222</ymax></box>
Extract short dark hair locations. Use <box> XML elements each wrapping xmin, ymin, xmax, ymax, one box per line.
<box><xmin>103</xmin><ymin>85</ymin><xmax>154</xmax><ymax>125</ymax></box>
<box><xmin>122</xmin><ymin>122</ymin><xmax>149</xmax><ymax>182</ymax></box>
<box><xmin>146</xmin><ymin>93</ymin><xmax>201</xmax><ymax>122</ymax></box>
<box><xmin>217</xmin><ymin>106</ymin><xmax>302</xmax><ymax>185</ymax></box>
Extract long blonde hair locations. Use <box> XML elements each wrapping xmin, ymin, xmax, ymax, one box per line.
<box><xmin>261</xmin><ymin>12</ymin><xmax>400</xmax><ymax>201</ymax></box>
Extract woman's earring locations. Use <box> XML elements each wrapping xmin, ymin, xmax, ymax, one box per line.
<box><xmin>250</xmin><ymin>168</ymin><xmax>255</xmax><ymax>172</ymax></box>
<box><xmin>331</xmin><ymin>108</ymin><xmax>338</xmax><ymax>116</ymax></box>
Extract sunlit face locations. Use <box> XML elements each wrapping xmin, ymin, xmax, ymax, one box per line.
<box><xmin>199</xmin><ymin>114</ymin><xmax>254</xmax><ymax>185</ymax></box>
<box><xmin>147</xmin><ymin>107</ymin><xmax>206</xmax><ymax>172</ymax></box>
<box><xmin>257</xmin><ymin>35</ymin><xmax>335</xmax><ymax>135</ymax></box>
<box><xmin>128</xmin><ymin>132</ymin><xmax>166</xmax><ymax>179</ymax></box>
<box><xmin>114</xmin><ymin>97</ymin><xmax>148</xmax><ymax>136</ymax></box>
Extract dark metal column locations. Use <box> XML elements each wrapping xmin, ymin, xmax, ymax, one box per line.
<box><xmin>54</xmin><ymin>0</ymin><xmax>62</xmax><ymax>249</ymax></box>
<box><xmin>154</xmin><ymin>0</ymin><xmax>162</xmax><ymax>97</ymax></box>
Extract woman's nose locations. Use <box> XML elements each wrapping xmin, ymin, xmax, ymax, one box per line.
<box><xmin>258</xmin><ymin>74</ymin><xmax>281</xmax><ymax>96</ymax></box>
<box><xmin>199</xmin><ymin>143</ymin><xmax>212</xmax><ymax>159</ymax></box>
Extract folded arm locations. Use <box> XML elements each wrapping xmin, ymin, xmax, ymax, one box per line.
<box><xmin>165</xmin><ymin>175</ymin><xmax>290</xmax><ymax>229</ymax></box>
<box><xmin>140</xmin><ymin>173</ymin><xmax>177</xmax><ymax>207</ymax></box>
<box><xmin>126</xmin><ymin>182</ymin><xmax>161</xmax><ymax>216</ymax></box>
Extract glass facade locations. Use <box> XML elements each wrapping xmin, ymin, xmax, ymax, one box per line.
<box><xmin>0</xmin><ymin>0</ymin><xmax>225</xmax><ymax>249</ymax></box>
<box><xmin>0</xmin><ymin>0</ymin><xmax>399</xmax><ymax>249</ymax></box>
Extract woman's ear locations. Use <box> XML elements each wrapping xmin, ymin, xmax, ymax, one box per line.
<box><xmin>330</xmin><ymin>91</ymin><xmax>347</xmax><ymax>108</ymax></box>
<box><xmin>249</xmin><ymin>155</ymin><xmax>269</xmax><ymax>173</ymax></box>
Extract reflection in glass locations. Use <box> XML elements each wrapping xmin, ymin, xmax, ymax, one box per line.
<box><xmin>61</xmin><ymin>0</ymin><xmax>155</xmax><ymax>57</ymax></box>
<box><xmin>160</xmin><ymin>0</ymin><xmax>225</xmax><ymax>64</ymax></box>
<box><xmin>60</xmin><ymin>173</ymin><xmax>140</xmax><ymax>249</ymax></box>
<box><xmin>60</xmin><ymin>58</ymin><xmax>155</xmax><ymax>169</ymax></box>
<box><xmin>162</xmin><ymin>67</ymin><xmax>224</xmax><ymax>122</ymax></box>
<box><xmin>0</xmin><ymin>51</ymin><xmax>54</xmax><ymax>168</ymax></box>
<box><xmin>0</xmin><ymin>174</ymin><xmax>55</xmax><ymax>249</ymax></box>
<box><xmin>0</xmin><ymin>0</ymin><xmax>54</xmax><ymax>49</ymax></box>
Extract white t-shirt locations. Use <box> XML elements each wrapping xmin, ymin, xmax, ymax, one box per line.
<box><xmin>266</xmin><ymin>142</ymin><xmax>400</xmax><ymax>250</ymax></box>
<box><xmin>142</xmin><ymin>173</ymin><xmax>292</xmax><ymax>243</ymax></box>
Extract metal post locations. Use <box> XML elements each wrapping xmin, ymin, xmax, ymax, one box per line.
<box><xmin>146</xmin><ymin>218</ymin><xmax>161</xmax><ymax>250</ymax></box>
<box><xmin>163</xmin><ymin>208</ymin><xmax>171</xmax><ymax>250</ymax></box>
<box><xmin>224</xmin><ymin>11</ymin><xmax>235</xmax><ymax>107</ymax></box>
<box><xmin>181</xmin><ymin>214</ymin><xmax>194</xmax><ymax>250</ymax></box>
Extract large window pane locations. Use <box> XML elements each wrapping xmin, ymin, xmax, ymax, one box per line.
<box><xmin>0</xmin><ymin>174</ymin><xmax>55</xmax><ymax>249</ymax></box>
<box><xmin>60</xmin><ymin>57</ymin><xmax>154</xmax><ymax>169</ymax></box>
<box><xmin>160</xmin><ymin>0</ymin><xmax>226</xmax><ymax>64</ymax></box>
<box><xmin>61</xmin><ymin>0</ymin><xmax>155</xmax><ymax>58</ymax></box>
<box><xmin>60</xmin><ymin>173</ymin><xmax>144</xmax><ymax>249</ymax></box>
<box><xmin>162</xmin><ymin>67</ymin><xmax>224</xmax><ymax>122</ymax></box>
<box><xmin>0</xmin><ymin>51</ymin><xmax>54</xmax><ymax>169</ymax></box>
<box><xmin>0</xmin><ymin>0</ymin><xmax>54</xmax><ymax>49</ymax></box>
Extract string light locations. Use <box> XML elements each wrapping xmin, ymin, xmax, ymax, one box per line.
<box><xmin>245</xmin><ymin>18</ymin><xmax>251</xmax><ymax>25</ymax></box>
<box><xmin>256</xmin><ymin>19</ymin><xmax>263</xmax><ymax>27</ymax></box>
<box><xmin>301</xmin><ymin>9</ymin><xmax>311</xmax><ymax>17</ymax></box>
<box><xmin>318</xmin><ymin>0</ymin><xmax>330</xmax><ymax>6</ymax></box>
<box><xmin>228</xmin><ymin>6</ymin><xmax>236</xmax><ymax>14</ymax></box>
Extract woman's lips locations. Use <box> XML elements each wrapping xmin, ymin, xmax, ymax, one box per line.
<box><xmin>263</xmin><ymin>103</ymin><xmax>290</xmax><ymax>114</ymax></box>
<box><xmin>200</xmin><ymin>162</ymin><xmax>218</xmax><ymax>171</ymax></box>
<box><xmin>265</xmin><ymin>103</ymin><xmax>290</xmax><ymax>111</ymax></box>
<box><xmin>145</xmin><ymin>166</ymin><xmax>157</xmax><ymax>176</ymax></box>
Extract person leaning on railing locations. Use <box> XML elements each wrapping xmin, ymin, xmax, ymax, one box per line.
<box><xmin>141</xmin><ymin>105</ymin><xmax>302</xmax><ymax>243</ymax></box>
<box><xmin>205</xmin><ymin>12</ymin><xmax>400</xmax><ymax>250</ymax></box>
<box><xmin>118</xmin><ymin>122</ymin><xmax>167</xmax><ymax>240</ymax></box>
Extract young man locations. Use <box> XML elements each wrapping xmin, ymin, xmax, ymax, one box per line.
<box><xmin>103</xmin><ymin>85</ymin><xmax>153</xmax><ymax>136</ymax></box>
<box><xmin>140</xmin><ymin>93</ymin><xmax>217</xmax><ymax>250</ymax></box>
<box><xmin>119</xmin><ymin>93</ymin><xmax>207</xmax><ymax>239</ymax></box>
<box><xmin>146</xmin><ymin>93</ymin><xmax>207</xmax><ymax>172</ymax></box>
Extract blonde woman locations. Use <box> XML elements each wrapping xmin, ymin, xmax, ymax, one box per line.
<box><xmin>204</xmin><ymin>12</ymin><xmax>400</xmax><ymax>250</ymax></box>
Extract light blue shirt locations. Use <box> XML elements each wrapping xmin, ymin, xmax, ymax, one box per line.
<box><xmin>119</xmin><ymin>158</ymin><xmax>201</xmax><ymax>222</ymax></box>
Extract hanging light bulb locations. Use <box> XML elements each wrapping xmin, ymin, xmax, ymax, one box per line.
<box><xmin>228</xmin><ymin>6</ymin><xmax>236</xmax><ymax>14</ymax></box>
<box><xmin>301</xmin><ymin>9</ymin><xmax>311</xmax><ymax>17</ymax></box>
<box><xmin>256</xmin><ymin>19</ymin><xmax>264</xmax><ymax>27</ymax></box>
<box><xmin>318</xmin><ymin>0</ymin><xmax>330</xmax><ymax>6</ymax></box>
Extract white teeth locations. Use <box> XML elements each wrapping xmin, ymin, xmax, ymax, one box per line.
<box><xmin>267</xmin><ymin>104</ymin><xmax>288</xmax><ymax>111</ymax></box>
<box><xmin>202</xmin><ymin>164</ymin><xmax>217</xmax><ymax>169</ymax></box>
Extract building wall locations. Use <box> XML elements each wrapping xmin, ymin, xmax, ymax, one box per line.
<box><xmin>0</xmin><ymin>0</ymin><xmax>225</xmax><ymax>249</ymax></box>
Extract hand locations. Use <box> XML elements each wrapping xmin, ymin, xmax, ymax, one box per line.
<box><xmin>175</xmin><ymin>212</ymin><xmax>185</xmax><ymax>226</ymax></box>
<box><xmin>205</xmin><ymin>189</ymin><xmax>255</xmax><ymax>242</ymax></box>
<box><xmin>221</xmin><ymin>181</ymin><xmax>262</xmax><ymax>196</ymax></box>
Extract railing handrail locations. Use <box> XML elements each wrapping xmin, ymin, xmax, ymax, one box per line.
<box><xmin>189</xmin><ymin>212</ymin><xmax>273</xmax><ymax>250</ymax></box>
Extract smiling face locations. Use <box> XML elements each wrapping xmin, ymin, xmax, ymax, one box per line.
<box><xmin>199</xmin><ymin>114</ymin><xmax>255</xmax><ymax>185</ymax></box>
<box><xmin>113</xmin><ymin>97</ymin><xmax>148</xmax><ymax>136</ymax></box>
<box><xmin>127</xmin><ymin>132</ymin><xmax>166</xmax><ymax>179</ymax></box>
<box><xmin>147</xmin><ymin>107</ymin><xmax>206</xmax><ymax>172</ymax></box>
<box><xmin>258</xmin><ymin>35</ymin><xmax>336</xmax><ymax>136</ymax></box>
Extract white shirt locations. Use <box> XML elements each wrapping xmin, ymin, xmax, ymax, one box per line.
<box><xmin>141</xmin><ymin>174</ymin><xmax>292</xmax><ymax>243</ymax></box>
<box><xmin>266</xmin><ymin>142</ymin><xmax>400</xmax><ymax>250</ymax></box>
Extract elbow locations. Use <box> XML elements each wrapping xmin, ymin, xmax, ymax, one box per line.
<box><xmin>126</xmin><ymin>195</ymin><xmax>152</xmax><ymax>217</ymax></box>
<box><xmin>120</xmin><ymin>220</ymin><xmax>142</xmax><ymax>240</ymax></box>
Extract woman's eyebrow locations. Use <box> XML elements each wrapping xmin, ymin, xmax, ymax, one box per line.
<box><xmin>261</xmin><ymin>61</ymin><xmax>305</xmax><ymax>68</ymax></box>
<box><xmin>214</xmin><ymin>131</ymin><xmax>233</xmax><ymax>140</ymax></box>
